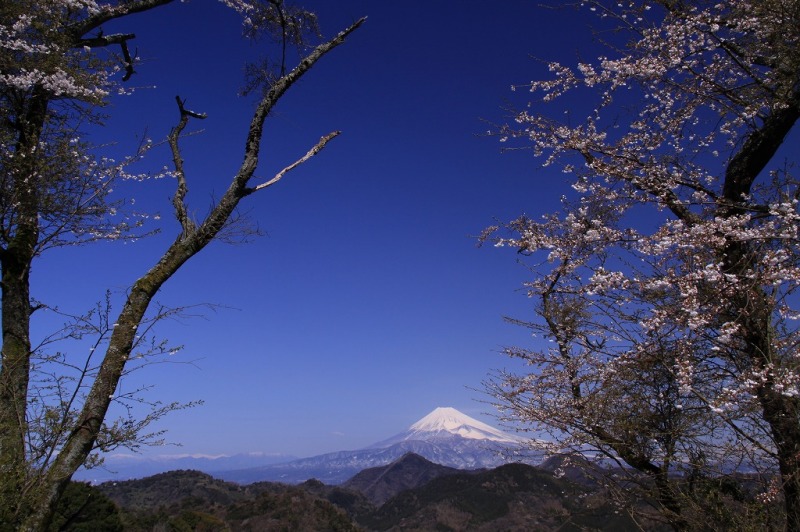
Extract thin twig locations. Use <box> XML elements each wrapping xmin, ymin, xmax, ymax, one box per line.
<box><xmin>250</xmin><ymin>131</ymin><xmax>340</xmax><ymax>193</ymax></box>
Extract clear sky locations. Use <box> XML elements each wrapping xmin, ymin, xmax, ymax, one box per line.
<box><xmin>32</xmin><ymin>1</ymin><xmax>602</xmax><ymax>458</ymax></box>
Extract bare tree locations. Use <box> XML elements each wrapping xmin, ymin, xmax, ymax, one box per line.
<box><xmin>485</xmin><ymin>0</ymin><xmax>799</xmax><ymax>529</ymax></box>
<box><xmin>0</xmin><ymin>0</ymin><xmax>364</xmax><ymax>529</ymax></box>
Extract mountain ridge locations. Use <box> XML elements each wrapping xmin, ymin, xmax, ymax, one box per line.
<box><xmin>94</xmin><ymin>458</ymin><xmax>650</xmax><ymax>531</ymax></box>
<box><xmin>77</xmin><ymin>406</ymin><xmax>536</xmax><ymax>484</ymax></box>
<box><xmin>215</xmin><ymin>406</ymin><xmax>537</xmax><ymax>484</ymax></box>
<box><xmin>341</xmin><ymin>452</ymin><xmax>467</xmax><ymax>505</ymax></box>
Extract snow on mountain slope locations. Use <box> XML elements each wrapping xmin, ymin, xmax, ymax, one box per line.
<box><xmin>370</xmin><ymin>406</ymin><xmax>523</xmax><ymax>448</ymax></box>
<box><xmin>409</xmin><ymin>407</ymin><xmax>520</xmax><ymax>442</ymax></box>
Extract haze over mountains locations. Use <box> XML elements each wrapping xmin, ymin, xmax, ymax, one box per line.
<box><xmin>76</xmin><ymin>407</ymin><xmax>538</xmax><ymax>484</ymax></box>
<box><xmin>73</xmin><ymin>451</ymin><xmax>298</xmax><ymax>483</ymax></box>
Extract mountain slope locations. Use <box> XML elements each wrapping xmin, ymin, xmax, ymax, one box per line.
<box><xmin>341</xmin><ymin>452</ymin><xmax>465</xmax><ymax>505</ymax></box>
<box><xmin>97</xmin><ymin>470</ymin><xmax>360</xmax><ymax>530</ymax></box>
<box><xmin>94</xmin><ymin>464</ymin><xmax>654</xmax><ymax>531</ymax></box>
<box><xmin>358</xmin><ymin>462</ymin><xmax>645</xmax><ymax>531</ymax></box>
<box><xmin>216</xmin><ymin>440</ymin><xmax>490</xmax><ymax>485</ymax></box>
<box><xmin>370</xmin><ymin>406</ymin><xmax>522</xmax><ymax>446</ymax></box>
<box><xmin>216</xmin><ymin>407</ymin><xmax>535</xmax><ymax>485</ymax></box>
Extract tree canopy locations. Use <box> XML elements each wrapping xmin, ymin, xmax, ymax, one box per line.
<box><xmin>486</xmin><ymin>0</ymin><xmax>800</xmax><ymax>529</ymax></box>
<box><xmin>0</xmin><ymin>0</ymin><xmax>363</xmax><ymax>529</ymax></box>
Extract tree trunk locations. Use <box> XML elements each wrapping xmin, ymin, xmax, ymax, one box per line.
<box><xmin>719</xmin><ymin>85</ymin><xmax>800</xmax><ymax>532</ymax></box>
<box><xmin>733</xmin><ymin>269</ymin><xmax>800</xmax><ymax>531</ymax></box>
<box><xmin>3</xmin><ymin>18</ymin><xmax>363</xmax><ymax>529</ymax></box>
<box><xmin>0</xmin><ymin>88</ymin><xmax>47</xmax><ymax>528</ymax></box>
<box><xmin>0</xmin><ymin>246</ymin><xmax>35</xmax><ymax>526</ymax></box>
<box><xmin>18</xmin><ymin>247</ymin><xmax>195</xmax><ymax>531</ymax></box>
<box><xmin>759</xmin><ymin>384</ymin><xmax>800</xmax><ymax>532</ymax></box>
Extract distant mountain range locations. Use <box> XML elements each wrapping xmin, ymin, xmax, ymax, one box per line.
<box><xmin>215</xmin><ymin>407</ymin><xmax>540</xmax><ymax>484</ymax></box>
<box><xmin>76</xmin><ymin>406</ymin><xmax>541</xmax><ymax>484</ymax></box>
<box><xmin>73</xmin><ymin>451</ymin><xmax>297</xmax><ymax>483</ymax></box>
<box><xmin>82</xmin><ymin>418</ymin><xmax>765</xmax><ymax>530</ymax></box>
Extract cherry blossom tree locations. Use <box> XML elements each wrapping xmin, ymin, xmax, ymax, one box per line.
<box><xmin>0</xmin><ymin>0</ymin><xmax>363</xmax><ymax>529</ymax></box>
<box><xmin>485</xmin><ymin>0</ymin><xmax>799</xmax><ymax>529</ymax></box>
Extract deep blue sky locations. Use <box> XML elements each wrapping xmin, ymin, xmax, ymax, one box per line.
<box><xmin>33</xmin><ymin>1</ymin><xmax>602</xmax><ymax>458</ymax></box>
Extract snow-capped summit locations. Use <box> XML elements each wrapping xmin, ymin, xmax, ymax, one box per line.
<box><xmin>407</xmin><ymin>407</ymin><xmax>520</xmax><ymax>443</ymax></box>
<box><xmin>369</xmin><ymin>406</ymin><xmax>522</xmax><ymax>449</ymax></box>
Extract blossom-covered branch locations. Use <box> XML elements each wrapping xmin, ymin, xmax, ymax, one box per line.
<box><xmin>488</xmin><ymin>1</ymin><xmax>800</xmax><ymax>528</ymax></box>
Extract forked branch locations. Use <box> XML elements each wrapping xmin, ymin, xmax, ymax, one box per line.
<box><xmin>75</xmin><ymin>33</ymin><xmax>137</xmax><ymax>80</ymax></box>
<box><xmin>168</xmin><ymin>96</ymin><xmax>207</xmax><ymax>237</ymax></box>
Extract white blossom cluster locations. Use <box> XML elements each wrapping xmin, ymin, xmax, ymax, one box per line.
<box><xmin>0</xmin><ymin>0</ymin><xmax>257</xmax><ymax>102</ymax></box>
<box><xmin>1</xmin><ymin>3</ymin><xmax>107</xmax><ymax>102</ymax></box>
<box><xmin>0</xmin><ymin>0</ymin><xmax>257</xmax><ymax>252</ymax></box>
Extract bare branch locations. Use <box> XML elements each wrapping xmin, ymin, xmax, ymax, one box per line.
<box><xmin>167</xmin><ymin>97</ymin><xmax>206</xmax><ymax>237</ymax></box>
<box><xmin>174</xmin><ymin>96</ymin><xmax>208</xmax><ymax>120</ymax></box>
<box><xmin>120</xmin><ymin>40</ymin><xmax>135</xmax><ymax>81</ymax></box>
<box><xmin>250</xmin><ymin>131</ymin><xmax>340</xmax><ymax>193</ymax></box>
<box><xmin>48</xmin><ymin>21</ymin><xmax>366</xmax><ymax>510</ymax></box>
<box><xmin>74</xmin><ymin>32</ymin><xmax>135</xmax><ymax>48</ymax></box>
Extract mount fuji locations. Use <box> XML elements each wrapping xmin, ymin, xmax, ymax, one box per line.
<box><xmin>370</xmin><ymin>406</ymin><xmax>523</xmax><ymax>447</ymax></box>
<box><xmin>216</xmin><ymin>407</ymin><xmax>537</xmax><ymax>485</ymax></box>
